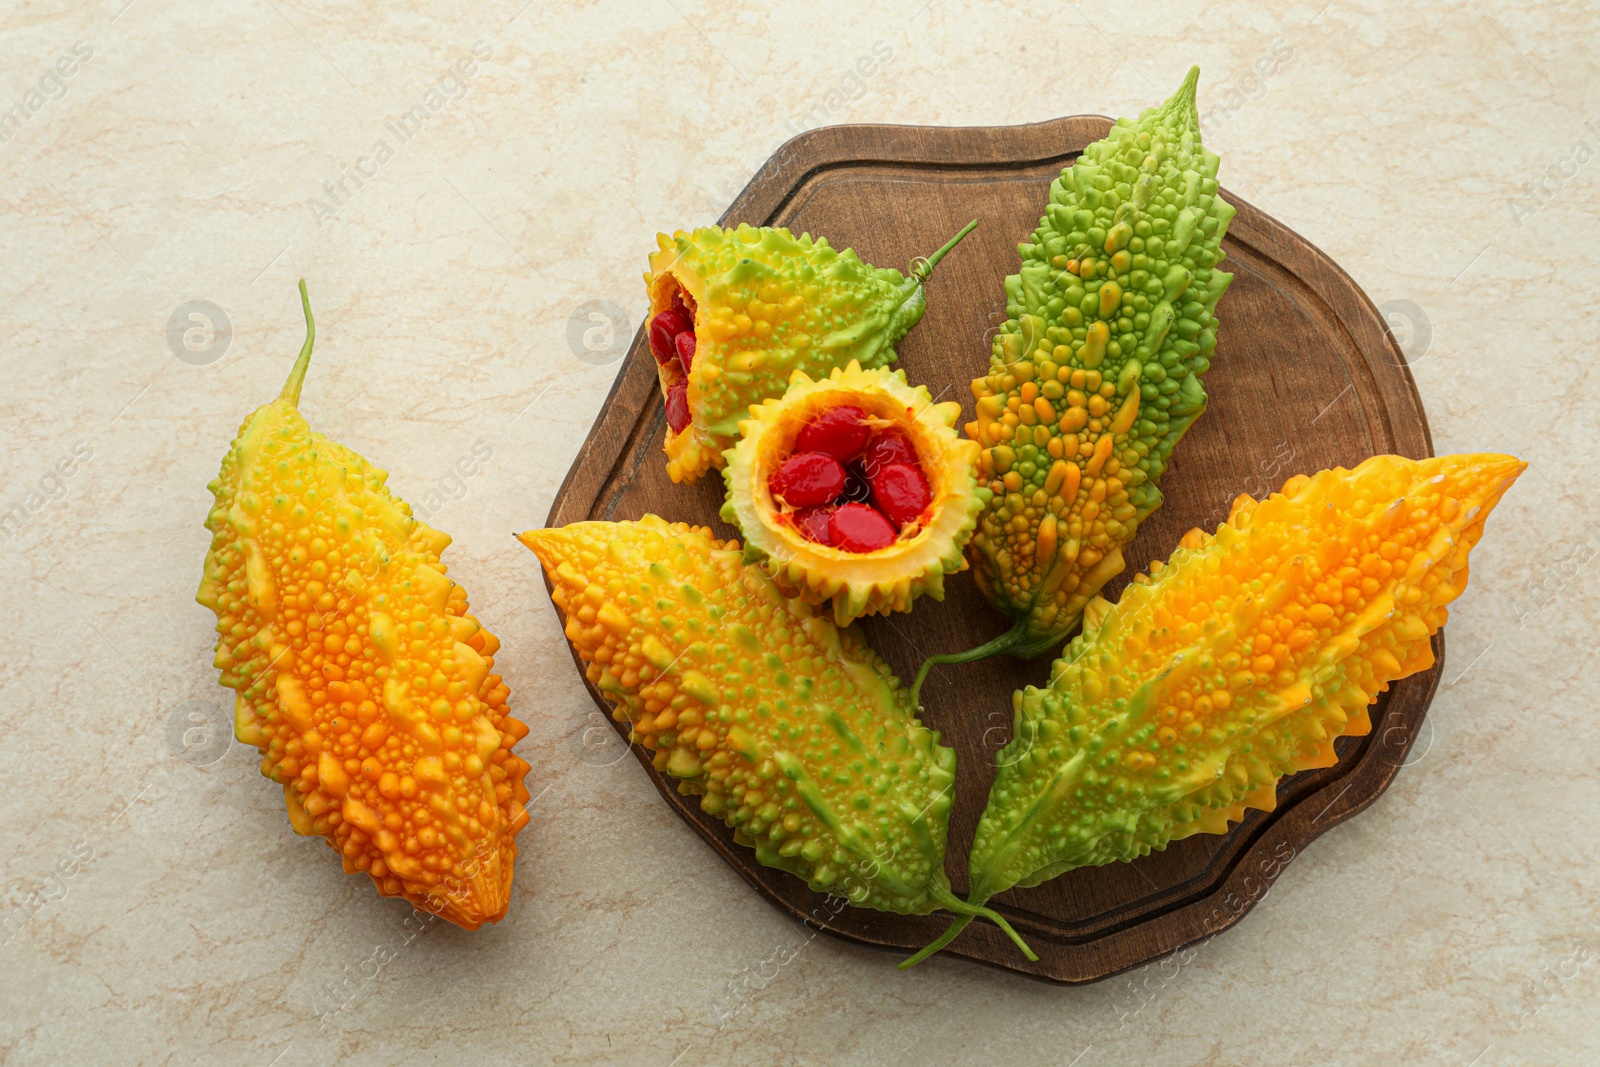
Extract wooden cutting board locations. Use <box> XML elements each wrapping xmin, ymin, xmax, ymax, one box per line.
<box><xmin>543</xmin><ymin>115</ymin><xmax>1436</xmax><ymax>983</ymax></box>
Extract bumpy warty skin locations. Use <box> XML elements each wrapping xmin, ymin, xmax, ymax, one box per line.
<box><xmin>520</xmin><ymin>516</ymin><xmax>962</xmax><ymax>915</ymax></box>
<box><xmin>196</xmin><ymin>303</ymin><xmax>531</xmax><ymax>931</ymax></box>
<box><xmin>646</xmin><ymin>222</ymin><xmax>968</xmax><ymax>484</ymax></box>
<box><xmin>967</xmin><ymin>68</ymin><xmax>1236</xmax><ymax>657</ymax></box>
<box><xmin>966</xmin><ymin>453</ymin><xmax>1523</xmax><ymax>907</ymax></box>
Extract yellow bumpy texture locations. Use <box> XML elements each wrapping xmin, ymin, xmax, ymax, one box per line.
<box><xmin>965</xmin><ymin>68</ymin><xmax>1235</xmax><ymax>658</ymax></box>
<box><xmin>719</xmin><ymin>361</ymin><xmax>990</xmax><ymax>626</ymax></box>
<box><xmin>521</xmin><ymin>517</ymin><xmax>973</xmax><ymax>916</ymax></box>
<box><xmin>967</xmin><ymin>453</ymin><xmax>1523</xmax><ymax>907</ymax></box>
<box><xmin>196</xmin><ymin>284</ymin><xmax>531</xmax><ymax>930</ymax></box>
<box><xmin>646</xmin><ymin>220</ymin><xmax>974</xmax><ymax>484</ymax></box>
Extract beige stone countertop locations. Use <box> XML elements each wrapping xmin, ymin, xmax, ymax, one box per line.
<box><xmin>3</xmin><ymin>1</ymin><xmax>1597</xmax><ymax>1064</ymax></box>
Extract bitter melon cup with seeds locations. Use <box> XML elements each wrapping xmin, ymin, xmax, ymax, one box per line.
<box><xmin>644</xmin><ymin>218</ymin><xmax>978</xmax><ymax>484</ymax></box>
<box><xmin>520</xmin><ymin>516</ymin><xmax>1034</xmax><ymax>955</ymax></box>
<box><xmin>719</xmin><ymin>361</ymin><xmax>990</xmax><ymax>627</ymax></box>
<box><xmin>919</xmin><ymin>67</ymin><xmax>1236</xmax><ymax>691</ymax></box>
<box><xmin>196</xmin><ymin>282</ymin><xmax>532</xmax><ymax>930</ymax></box>
<box><xmin>903</xmin><ymin>453</ymin><xmax>1524</xmax><ymax>966</ymax></box>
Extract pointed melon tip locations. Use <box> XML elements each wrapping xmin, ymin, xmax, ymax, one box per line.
<box><xmin>430</xmin><ymin>878</ymin><xmax>512</xmax><ymax>932</ymax></box>
<box><xmin>515</xmin><ymin>528</ymin><xmax>562</xmax><ymax>560</ymax></box>
<box><xmin>1494</xmin><ymin>453</ymin><xmax>1529</xmax><ymax>481</ymax></box>
<box><xmin>1166</xmin><ymin>65</ymin><xmax>1202</xmax><ymax>121</ymax></box>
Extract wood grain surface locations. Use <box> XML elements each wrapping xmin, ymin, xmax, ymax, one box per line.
<box><xmin>543</xmin><ymin>115</ymin><xmax>1437</xmax><ymax>983</ymax></box>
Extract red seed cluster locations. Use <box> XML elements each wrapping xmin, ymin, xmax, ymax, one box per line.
<box><xmin>650</xmin><ymin>290</ymin><xmax>698</xmax><ymax>433</ymax></box>
<box><xmin>767</xmin><ymin>405</ymin><xmax>932</xmax><ymax>551</ymax></box>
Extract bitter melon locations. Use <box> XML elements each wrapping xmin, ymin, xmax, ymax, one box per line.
<box><xmin>196</xmin><ymin>282</ymin><xmax>532</xmax><ymax>930</ymax></box>
<box><xmin>645</xmin><ymin>219</ymin><xmax>977</xmax><ymax>484</ymax></box>
<box><xmin>520</xmin><ymin>515</ymin><xmax>1032</xmax><ymax>953</ymax></box>
<box><xmin>905</xmin><ymin>452</ymin><xmax>1523</xmax><ymax>965</ymax></box>
<box><xmin>922</xmin><ymin>67</ymin><xmax>1235</xmax><ymax>687</ymax></box>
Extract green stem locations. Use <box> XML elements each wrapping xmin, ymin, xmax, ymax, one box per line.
<box><xmin>899</xmin><ymin>915</ymin><xmax>973</xmax><ymax>969</ymax></box>
<box><xmin>909</xmin><ymin>218</ymin><xmax>979</xmax><ymax>283</ymax></box>
<box><xmin>909</xmin><ymin>617</ymin><xmax>1031</xmax><ymax>708</ymax></box>
<box><xmin>900</xmin><ymin>887</ymin><xmax>1037</xmax><ymax>969</ymax></box>
<box><xmin>278</xmin><ymin>279</ymin><xmax>316</xmax><ymax>407</ymax></box>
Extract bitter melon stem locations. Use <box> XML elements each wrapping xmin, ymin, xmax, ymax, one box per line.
<box><xmin>901</xmin><ymin>887</ymin><xmax>1035</xmax><ymax>968</ymax></box>
<box><xmin>899</xmin><ymin>915</ymin><xmax>973</xmax><ymax>969</ymax></box>
<box><xmin>909</xmin><ymin>218</ymin><xmax>979</xmax><ymax>283</ymax></box>
<box><xmin>909</xmin><ymin>616</ymin><xmax>1060</xmax><ymax>708</ymax></box>
<box><xmin>278</xmin><ymin>279</ymin><xmax>316</xmax><ymax>408</ymax></box>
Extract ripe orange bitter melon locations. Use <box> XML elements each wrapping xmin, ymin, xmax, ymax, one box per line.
<box><xmin>904</xmin><ymin>453</ymin><xmax>1523</xmax><ymax>966</ymax></box>
<box><xmin>196</xmin><ymin>282</ymin><xmax>532</xmax><ymax>930</ymax></box>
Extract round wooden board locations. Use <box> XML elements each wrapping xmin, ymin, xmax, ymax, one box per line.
<box><xmin>543</xmin><ymin>115</ymin><xmax>1437</xmax><ymax>983</ymax></box>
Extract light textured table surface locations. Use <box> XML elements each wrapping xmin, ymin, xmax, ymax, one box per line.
<box><xmin>3</xmin><ymin>1</ymin><xmax>1596</xmax><ymax>1064</ymax></box>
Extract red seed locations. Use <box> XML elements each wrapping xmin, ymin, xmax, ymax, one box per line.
<box><xmin>665</xmin><ymin>378</ymin><xmax>691</xmax><ymax>433</ymax></box>
<box><xmin>770</xmin><ymin>452</ymin><xmax>847</xmax><ymax>507</ymax></box>
<box><xmin>861</xmin><ymin>429</ymin><xmax>918</xmax><ymax>476</ymax></box>
<box><xmin>649</xmin><ymin>307</ymin><xmax>691</xmax><ymax>364</ymax></box>
<box><xmin>829</xmin><ymin>503</ymin><xmax>898</xmax><ymax>552</ymax></box>
<box><xmin>675</xmin><ymin>331</ymin><xmax>697</xmax><ymax>372</ymax></box>
<box><xmin>648</xmin><ymin>318</ymin><xmax>675</xmax><ymax>364</ymax></box>
<box><xmin>871</xmin><ymin>462</ymin><xmax>931</xmax><ymax>527</ymax></box>
<box><xmin>793</xmin><ymin>506</ymin><xmax>834</xmax><ymax>545</ymax></box>
<box><xmin>794</xmin><ymin>405</ymin><xmax>870</xmax><ymax>461</ymax></box>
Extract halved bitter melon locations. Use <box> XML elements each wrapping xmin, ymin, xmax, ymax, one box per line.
<box><xmin>720</xmin><ymin>361</ymin><xmax>989</xmax><ymax>628</ymax></box>
<box><xmin>645</xmin><ymin>220</ymin><xmax>977</xmax><ymax>484</ymax></box>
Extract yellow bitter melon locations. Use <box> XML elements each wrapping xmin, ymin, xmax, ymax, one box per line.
<box><xmin>196</xmin><ymin>282</ymin><xmax>532</xmax><ymax>930</ymax></box>
<box><xmin>904</xmin><ymin>453</ymin><xmax>1523</xmax><ymax>965</ymax></box>
<box><xmin>519</xmin><ymin>515</ymin><xmax>1032</xmax><ymax>953</ymax></box>
<box><xmin>645</xmin><ymin>219</ymin><xmax>977</xmax><ymax>484</ymax></box>
<box><xmin>927</xmin><ymin>68</ymin><xmax>1235</xmax><ymax>684</ymax></box>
